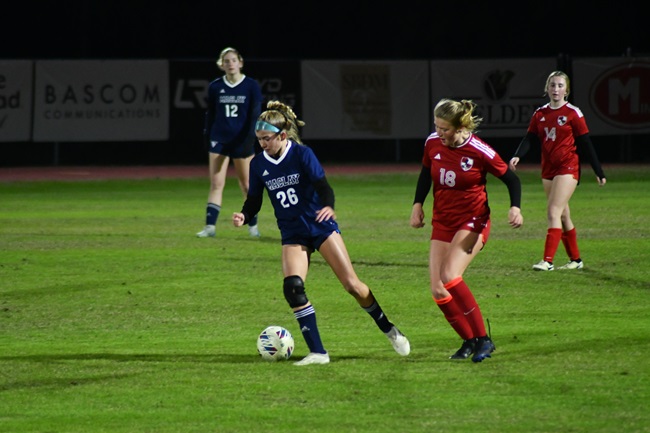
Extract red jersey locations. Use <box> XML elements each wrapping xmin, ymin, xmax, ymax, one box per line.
<box><xmin>422</xmin><ymin>132</ymin><xmax>508</xmax><ymax>231</ymax></box>
<box><xmin>527</xmin><ymin>102</ymin><xmax>589</xmax><ymax>179</ymax></box>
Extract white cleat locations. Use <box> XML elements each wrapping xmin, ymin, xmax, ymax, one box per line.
<box><xmin>532</xmin><ymin>260</ymin><xmax>554</xmax><ymax>271</ymax></box>
<box><xmin>558</xmin><ymin>260</ymin><xmax>584</xmax><ymax>270</ymax></box>
<box><xmin>293</xmin><ymin>352</ymin><xmax>330</xmax><ymax>366</ymax></box>
<box><xmin>386</xmin><ymin>326</ymin><xmax>410</xmax><ymax>356</ymax></box>
<box><xmin>196</xmin><ymin>225</ymin><xmax>216</xmax><ymax>238</ymax></box>
<box><xmin>248</xmin><ymin>224</ymin><xmax>261</xmax><ymax>238</ymax></box>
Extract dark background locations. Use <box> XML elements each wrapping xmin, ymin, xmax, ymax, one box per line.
<box><xmin>5</xmin><ymin>1</ymin><xmax>647</xmax><ymax>60</ymax></box>
<box><xmin>2</xmin><ymin>1</ymin><xmax>648</xmax><ymax>166</ymax></box>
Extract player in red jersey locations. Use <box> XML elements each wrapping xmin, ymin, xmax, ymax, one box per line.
<box><xmin>410</xmin><ymin>99</ymin><xmax>523</xmax><ymax>362</ymax></box>
<box><xmin>509</xmin><ymin>71</ymin><xmax>606</xmax><ymax>271</ymax></box>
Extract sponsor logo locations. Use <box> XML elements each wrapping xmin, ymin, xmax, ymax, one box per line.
<box><xmin>590</xmin><ymin>62</ymin><xmax>650</xmax><ymax>128</ymax></box>
<box><xmin>173</xmin><ymin>79</ymin><xmax>209</xmax><ymax>109</ymax></box>
<box><xmin>473</xmin><ymin>69</ymin><xmax>541</xmax><ymax>129</ymax></box>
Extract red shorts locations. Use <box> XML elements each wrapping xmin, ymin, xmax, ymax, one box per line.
<box><xmin>431</xmin><ymin>216</ymin><xmax>491</xmax><ymax>244</ymax></box>
<box><xmin>542</xmin><ymin>164</ymin><xmax>579</xmax><ymax>181</ymax></box>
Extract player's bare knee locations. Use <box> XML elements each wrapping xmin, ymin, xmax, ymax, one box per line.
<box><xmin>342</xmin><ymin>279</ymin><xmax>368</xmax><ymax>298</ymax></box>
<box><xmin>283</xmin><ymin>276</ymin><xmax>308</xmax><ymax>308</ymax></box>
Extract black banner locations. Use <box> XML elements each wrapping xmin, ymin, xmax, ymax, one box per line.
<box><xmin>168</xmin><ymin>59</ymin><xmax>302</xmax><ymax>148</ymax></box>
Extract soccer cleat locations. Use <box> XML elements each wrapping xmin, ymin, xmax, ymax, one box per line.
<box><xmin>532</xmin><ymin>260</ymin><xmax>554</xmax><ymax>271</ymax></box>
<box><xmin>558</xmin><ymin>260</ymin><xmax>584</xmax><ymax>270</ymax></box>
<box><xmin>196</xmin><ymin>225</ymin><xmax>216</xmax><ymax>238</ymax></box>
<box><xmin>294</xmin><ymin>352</ymin><xmax>330</xmax><ymax>366</ymax></box>
<box><xmin>471</xmin><ymin>337</ymin><xmax>496</xmax><ymax>363</ymax></box>
<box><xmin>386</xmin><ymin>326</ymin><xmax>411</xmax><ymax>356</ymax></box>
<box><xmin>248</xmin><ymin>224</ymin><xmax>261</xmax><ymax>238</ymax></box>
<box><xmin>449</xmin><ymin>338</ymin><xmax>477</xmax><ymax>359</ymax></box>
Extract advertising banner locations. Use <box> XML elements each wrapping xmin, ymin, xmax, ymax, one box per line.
<box><xmin>169</xmin><ymin>59</ymin><xmax>301</xmax><ymax>147</ymax></box>
<box><xmin>430</xmin><ymin>58</ymin><xmax>557</xmax><ymax>137</ymax></box>
<box><xmin>0</xmin><ymin>60</ymin><xmax>33</xmax><ymax>142</ymax></box>
<box><xmin>33</xmin><ymin>60</ymin><xmax>169</xmax><ymax>142</ymax></box>
<box><xmin>573</xmin><ymin>57</ymin><xmax>650</xmax><ymax>135</ymax></box>
<box><xmin>301</xmin><ymin>61</ymin><xmax>429</xmax><ymax>139</ymax></box>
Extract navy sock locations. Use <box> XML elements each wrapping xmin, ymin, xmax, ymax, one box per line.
<box><xmin>206</xmin><ymin>203</ymin><xmax>220</xmax><ymax>225</ymax></box>
<box><xmin>294</xmin><ymin>305</ymin><xmax>326</xmax><ymax>354</ymax></box>
<box><xmin>363</xmin><ymin>300</ymin><xmax>393</xmax><ymax>333</ymax></box>
<box><xmin>249</xmin><ymin>214</ymin><xmax>258</xmax><ymax>226</ymax></box>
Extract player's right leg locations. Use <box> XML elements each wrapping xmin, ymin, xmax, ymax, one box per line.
<box><xmin>197</xmin><ymin>153</ymin><xmax>228</xmax><ymax>237</ymax></box>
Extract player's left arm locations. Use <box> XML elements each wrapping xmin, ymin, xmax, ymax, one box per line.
<box><xmin>575</xmin><ymin>133</ymin><xmax>606</xmax><ymax>186</ymax></box>
<box><xmin>313</xmin><ymin>177</ymin><xmax>336</xmax><ymax>222</ymax></box>
<box><xmin>498</xmin><ymin>167</ymin><xmax>523</xmax><ymax>228</ymax></box>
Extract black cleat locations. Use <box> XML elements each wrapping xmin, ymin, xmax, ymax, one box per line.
<box><xmin>471</xmin><ymin>337</ymin><xmax>496</xmax><ymax>363</ymax></box>
<box><xmin>449</xmin><ymin>338</ymin><xmax>477</xmax><ymax>359</ymax></box>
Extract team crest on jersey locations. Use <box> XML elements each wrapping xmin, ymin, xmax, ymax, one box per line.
<box><xmin>460</xmin><ymin>157</ymin><xmax>474</xmax><ymax>171</ymax></box>
<box><xmin>557</xmin><ymin>116</ymin><xmax>567</xmax><ymax>126</ymax></box>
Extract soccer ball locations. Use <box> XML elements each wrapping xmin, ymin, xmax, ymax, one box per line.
<box><xmin>257</xmin><ymin>326</ymin><xmax>294</xmax><ymax>361</ymax></box>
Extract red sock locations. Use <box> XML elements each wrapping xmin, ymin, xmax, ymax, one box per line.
<box><xmin>434</xmin><ymin>294</ymin><xmax>473</xmax><ymax>340</ymax></box>
<box><xmin>444</xmin><ymin>277</ymin><xmax>486</xmax><ymax>337</ymax></box>
<box><xmin>543</xmin><ymin>228</ymin><xmax>563</xmax><ymax>263</ymax></box>
<box><xmin>562</xmin><ymin>228</ymin><xmax>580</xmax><ymax>261</ymax></box>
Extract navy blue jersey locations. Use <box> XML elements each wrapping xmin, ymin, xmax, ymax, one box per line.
<box><xmin>205</xmin><ymin>75</ymin><xmax>262</xmax><ymax>145</ymax></box>
<box><xmin>249</xmin><ymin>142</ymin><xmax>339</xmax><ymax>243</ymax></box>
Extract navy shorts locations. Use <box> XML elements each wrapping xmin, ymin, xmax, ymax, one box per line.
<box><xmin>280</xmin><ymin>218</ymin><xmax>340</xmax><ymax>251</ymax></box>
<box><xmin>209</xmin><ymin>136</ymin><xmax>255</xmax><ymax>159</ymax></box>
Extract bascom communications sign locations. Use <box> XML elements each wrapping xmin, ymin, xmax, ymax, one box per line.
<box><xmin>33</xmin><ymin>60</ymin><xmax>169</xmax><ymax>142</ymax></box>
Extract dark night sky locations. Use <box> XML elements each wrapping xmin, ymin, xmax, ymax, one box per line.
<box><xmin>4</xmin><ymin>1</ymin><xmax>648</xmax><ymax>61</ymax></box>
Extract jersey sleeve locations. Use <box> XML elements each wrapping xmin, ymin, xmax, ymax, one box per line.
<box><xmin>527</xmin><ymin>111</ymin><xmax>539</xmax><ymax>135</ymax></box>
<box><xmin>300</xmin><ymin>146</ymin><xmax>327</xmax><ymax>181</ymax></box>
<box><xmin>571</xmin><ymin>110</ymin><xmax>590</xmax><ymax>136</ymax></box>
<box><xmin>485</xmin><ymin>149</ymin><xmax>509</xmax><ymax>178</ymax></box>
<box><xmin>247</xmin><ymin>157</ymin><xmax>265</xmax><ymax>197</ymax></box>
<box><xmin>421</xmin><ymin>135</ymin><xmax>435</xmax><ymax>168</ymax></box>
<box><xmin>246</xmin><ymin>79</ymin><xmax>263</xmax><ymax>135</ymax></box>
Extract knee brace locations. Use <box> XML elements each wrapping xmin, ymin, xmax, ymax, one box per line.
<box><xmin>283</xmin><ymin>275</ymin><xmax>308</xmax><ymax>308</ymax></box>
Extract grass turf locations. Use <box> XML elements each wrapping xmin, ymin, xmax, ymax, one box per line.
<box><xmin>1</xmin><ymin>166</ymin><xmax>648</xmax><ymax>433</ymax></box>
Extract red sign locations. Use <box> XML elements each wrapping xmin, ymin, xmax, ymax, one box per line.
<box><xmin>590</xmin><ymin>62</ymin><xmax>650</xmax><ymax>129</ymax></box>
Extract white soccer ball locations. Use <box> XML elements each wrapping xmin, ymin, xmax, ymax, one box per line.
<box><xmin>257</xmin><ymin>326</ymin><xmax>295</xmax><ymax>361</ymax></box>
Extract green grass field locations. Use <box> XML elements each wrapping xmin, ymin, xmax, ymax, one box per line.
<box><xmin>1</xmin><ymin>166</ymin><xmax>649</xmax><ymax>433</ymax></box>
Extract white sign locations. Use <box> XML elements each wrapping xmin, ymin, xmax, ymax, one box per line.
<box><xmin>573</xmin><ymin>57</ymin><xmax>650</xmax><ymax>135</ymax></box>
<box><xmin>0</xmin><ymin>60</ymin><xmax>33</xmax><ymax>142</ymax></box>
<box><xmin>33</xmin><ymin>60</ymin><xmax>169</xmax><ymax>142</ymax></box>
<box><xmin>430</xmin><ymin>58</ymin><xmax>557</xmax><ymax>138</ymax></box>
<box><xmin>301</xmin><ymin>61</ymin><xmax>430</xmax><ymax>139</ymax></box>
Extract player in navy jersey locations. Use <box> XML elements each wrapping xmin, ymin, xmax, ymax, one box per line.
<box><xmin>196</xmin><ymin>47</ymin><xmax>263</xmax><ymax>238</ymax></box>
<box><xmin>509</xmin><ymin>71</ymin><xmax>606</xmax><ymax>271</ymax></box>
<box><xmin>232</xmin><ymin>100</ymin><xmax>410</xmax><ymax>366</ymax></box>
<box><xmin>410</xmin><ymin>99</ymin><xmax>523</xmax><ymax>362</ymax></box>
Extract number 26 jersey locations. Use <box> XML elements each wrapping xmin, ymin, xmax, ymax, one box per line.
<box><xmin>249</xmin><ymin>141</ymin><xmax>338</xmax><ymax>238</ymax></box>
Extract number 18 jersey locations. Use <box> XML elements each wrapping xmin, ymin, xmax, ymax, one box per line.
<box><xmin>422</xmin><ymin>133</ymin><xmax>508</xmax><ymax>231</ymax></box>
